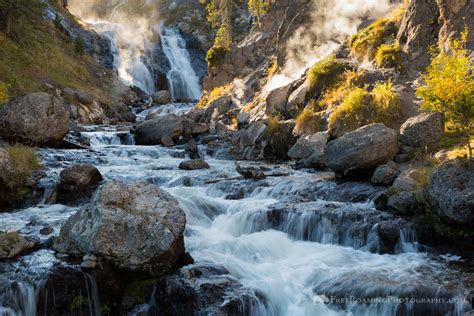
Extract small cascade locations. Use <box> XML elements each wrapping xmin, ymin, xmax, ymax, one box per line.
<box><xmin>160</xmin><ymin>27</ymin><xmax>202</xmax><ymax>101</ymax></box>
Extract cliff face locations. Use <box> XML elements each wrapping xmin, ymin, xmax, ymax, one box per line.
<box><xmin>397</xmin><ymin>0</ymin><xmax>474</xmax><ymax>75</ymax></box>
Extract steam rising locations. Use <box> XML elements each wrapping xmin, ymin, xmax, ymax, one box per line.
<box><xmin>68</xmin><ymin>0</ymin><xmax>159</xmax><ymax>93</ymax></box>
<box><xmin>268</xmin><ymin>0</ymin><xmax>395</xmax><ymax>90</ymax></box>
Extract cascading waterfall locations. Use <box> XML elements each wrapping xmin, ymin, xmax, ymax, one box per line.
<box><xmin>160</xmin><ymin>27</ymin><xmax>202</xmax><ymax>101</ymax></box>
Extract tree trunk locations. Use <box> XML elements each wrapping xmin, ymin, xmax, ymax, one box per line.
<box><xmin>5</xmin><ymin>9</ymin><xmax>12</xmax><ymax>38</ymax></box>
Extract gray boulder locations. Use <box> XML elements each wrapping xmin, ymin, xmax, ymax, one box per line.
<box><xmin>56</xmin><ymin>164</ymin><xmax>103</xmax><ymax>205</ymax></box>
<box><xmin>288</xmin><ymin>132</ymin><xmax>329</xmax><ymax>169</ymax></box>
<box><xmin>400</xmin><ymin>112</ymin><xmax>444</xmax><ymax>150</ymax></box>
<box><xmin>427</xmin><ymin>158</ymin><xmax>474</xmax><ymax>225</ymax></box>
<box><xmin>54</xmin><ymin>181</ymin><xmax>186</xmax><ymax>275</ymax></box>
<box><xmin>153</xmin><ymin>90</ymin><xmax>172</xmax><ymax>104</ymax></box>
<box><xmin>135</xmin><ymin>114</ymin><xmax>184</xmax><ymax>145</ymax></box>
<box><xmin>179</xmin><ymin>159</ymin><xmax>210</xmax><ymax>170</ymax></box>
<box><xmin>387</xmin><ymin>191</ymin><xmax>420</xmax><ymax>215</ymax></box>
<box><xmin>0</xmin><ymin>148</ymin><xmax>12</xmax><ymax>184</ymax></box>
<box><xmin>371</xmin><ymin>164</ymin><xmax>398</xmax><ymax>185</ymax></box>
<box><xmin>325</xmin><ymin>124</ymin><xmax>398</xmax><ymax>175</ymax></box>
<box><xmin>0</xmin><ymin>232</ymin><xmax>36</xmax><ymax>259</ymax></box>
<box><xmin>0</xmin><ymin>93</ymin><xmax>70</xmax><ymax>147</ymax></box>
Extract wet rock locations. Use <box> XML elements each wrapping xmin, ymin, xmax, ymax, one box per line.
<box><xmin>288</xmin><ymin>132</ymin><xmax>329</xmax><ymax>169</ymax></box>
<box><xmin>179</xmin><ymin>159</ymin><xmax>210</xmax><ymax>170</ymax></box>
<box><xmin>235</xmin><ymin>162</ymin><xmax>266</xmax><ymax>180</ymax></box>
<box><xmin>54</xmin><ymin>181</ymin><xmax>186</xmax><ymax>275</ymax></box>
<box><xmin>152</xmin><ymin>90</ymin><xmax>172</xmax><ymax>104</ymax></box>
<box><xmin>39</xmin><ymin>226</ymin><xmax>54</xmax><ymax>236</ymax></box>
<box><xmin>0</xmin><ymin>93</ymin><xmax>70</xmax><ymax>147</ymax></box>
<box><xmin>427</xmin><ymin>158</ymin><xmax>474</xmax><ymax>225</ymax></box>
<box><xmin>155</xmin><ymin>264</ymin><xmax>265</xmax><ymax>315</ymax></box>
<box><xmin>400</xmin><ymin>112</ymin><xmax>444</xmax><ymax>151</ymax></box>
<box><xmin>324</xmin><ymin>124</ymin><xmax>398</xmax><ymax>176</ymax></box>
<box><xmin>186</xmin><ymin>139</ymin><xmax>200</xmax><ymax>159</ymax></box>
<box><xmin>56</xmin><ymin>164</ymin><xmax>103</xmax><ymax>205</ymax></box>
<box><xmin>134</xmin><ymin>114</ymin><xmax>184</xmax><ymax>145</ymax></box>
<box><xmin>0</xmin><ymin>232</ymin><xmax>36</xmax><ymax>259</ymax></box>
<box><xmin>387</xmin><ymin>191</ymin><xmax>420</xmax><ymax>215</ymax></box>
<box><xmin>250</xmin><ymin>201</ymin><xmax>411</xmax><ymax>254</ymax></box>
<box><xmin>371</xmin><ymin>164</ymin><xmax>398</xmax><ymax>185</ymax></box>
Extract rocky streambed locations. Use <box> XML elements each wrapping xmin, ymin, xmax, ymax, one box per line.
<box><xmin>0</xmin><ymin>104</ymin><xmax>472</xmax><ymax>315</ymax></box>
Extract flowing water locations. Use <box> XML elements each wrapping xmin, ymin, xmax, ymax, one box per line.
<box><xmin>0</xmin><ymin>102</ymin><xmax>471</xmax><ymax>315</ymax></box>
<box><xmin>160</xmin><ymin>27</ymin><xmax>203</xmax><ymax>101</ymax></box>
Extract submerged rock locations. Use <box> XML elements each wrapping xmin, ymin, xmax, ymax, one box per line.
<box><xmin>235</xmin><ymin>162</ymin><xmax>266</xmax><ymax>180</ymax></box>
<box><xmin>56</xmin><ymin>164</ymin><xmax>103</xmax><ymax>205</ymax></box>
<box><xmin>54</xmin><ymin>181</ymin><xmax>186</xmax><ymax>275</ymax></box>
<box><xmin>0</xmin><ymin>93</ymin><xmax>70</xmax><ymax>147</ymax></box>
<box><xmin>427</xmin><ymin>158</ymin><xmax>474</xmax><ymax>225</ymax></box>
<box><xmin>324</xmin><ymin>124</ymin><xmax>398</xmax><ymax>176</ymax></box>
<box><xmin>179</xmin><ymin>159</ymin><xmax>210</xmax><ymax>170</ymax></box>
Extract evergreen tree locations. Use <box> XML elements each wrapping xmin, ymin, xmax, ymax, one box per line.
<box><xmin>0</xmin><ymin>0</ymin><xmax>45</xmax><ymax>38</ymax></box>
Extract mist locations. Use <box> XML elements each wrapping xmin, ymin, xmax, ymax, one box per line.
<box><xmin>68</xmin><ymin>0</ymin><xmax>160</xmax><ymax>93</ymax></box>
<box><xmin>268</xmin><ymin>0</ymin><xmax>395</xmax><ymax>90</ymax></box>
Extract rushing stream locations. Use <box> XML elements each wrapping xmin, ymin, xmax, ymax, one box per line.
<box><xmin>0</xmin><ymin>102</ymin><xmax>471</xmax><ymax>315</ymax></box>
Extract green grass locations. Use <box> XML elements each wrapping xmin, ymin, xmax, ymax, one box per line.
<box><xmin>349</xmin><ymin>18</ymin><xmax>398</xmax><ymax>60</ymax></box>
<box><xmin>266</xmin><ymin>115</ymin><xmax>281</xmax><ymax>135</ymax></box>
<box><xmin>0</xmin><ymin>81</ymin><xmax>9</xmax><ymax>104</ymax></box>
<box><xmin>196</xmin><ymin>83</ymin><xmax>233</xmax><ymax>108</ymax></box>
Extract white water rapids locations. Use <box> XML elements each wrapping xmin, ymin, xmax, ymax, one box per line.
<box><xmin>0</xmin><ymin>102</ymin><xmax>471</xmax><ymax>315</ymax></box>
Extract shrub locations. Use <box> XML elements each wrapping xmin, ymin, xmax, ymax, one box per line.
<box><xmin>53</xmin><ymin>13</ymin><xmax>62</xmax><ymax>29</ymax></box>
<box><xmin>328</xmin><ymin>82</ymin><xmax>400</xmax><ymax>137</ymax></box>
<box><xmin>0</xmin><ymin>81</ymin><xmax>9</xmax><ymax>104</ymax></box>
<box><xmin>375</xmin><ymin>43</ymin><xmax>402</xmax><ymax>69</ymax></box>
<box><xmin>329</xmin><ymin>87</ymin><xmax>371</xmax><ymax>136</ymax></box>
<box><xmin>205</xmin><ymin>44</ymin><xmax>228</xmax><ymax>69</ymax></box>
<box><xmin>196</xmin><ymin>83</ymin><xmax>233</xmax><ymax>108</ymax></box>
<box><xmin>350</xmin><ymin>18</ymin><xmax>398</xmax><ymax>60</ymax></box>
<box><xmin>307</xmin><ymin>55</ymin><xmax>348</xmax><ymax>96</ymax></box>
<box><xmin>73</xmin><ymin>36</ymin><xmax>85</xmax><ymax>55</ymax></box>
<box><xmin>319</xmin><ymin>70</ymin><xmax>365</xmax><ymax>110</ymax></box>
<box><xmin>266</xmin><ymin>115</ymin><xmax>281</xmax><ymax>135</ymax></box>
<box><xmin>372</xmin><ymin>80</ymin><xmax>400</xmax><ymax>125</ymax></box>
<box><xmin>416</xmin><ymin>29</ymin><xmax>474</xmax><ymax>160</ymax></box>
<box><xmin>295</xmin><ymin>108</ymin><xmax>321</xmax><ymax>135</ymax></box>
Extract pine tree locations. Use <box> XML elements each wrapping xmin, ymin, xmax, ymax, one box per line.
<box><xmin>0</xmin><ymin>0</ymin><xmax>45</xmax><ymax>38</ymax></box>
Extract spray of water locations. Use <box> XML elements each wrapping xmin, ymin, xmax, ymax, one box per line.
<box><xmin>68</xmin><ymin>0</ymin><xmax>158</xmax><ymax>93</ymax></box>
<box><xmin>267</xmin><ymin>0</ymin><xmax>395</xmax><ymax>90</ymax></box>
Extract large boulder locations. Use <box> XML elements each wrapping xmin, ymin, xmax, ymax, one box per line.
<box><xmin>427</xmin><ymin>158</ymin><xmax>474</xmax><ymax>225</ymax></box>
<box><xmin>400</xmin><ymin>112</ymin><xmax>444</xmax><ymax>150</ymax></box>
<box><xmin>134</xmin><ymin>114</ymin><xmax>184</xmax><ymax>145</ymax></box>
<box><xmin>371</xmin><ymin>163</ymin><xmax>398</xmax><ymax>185</ymax></box>
<box><xmin>288</xmin><ymin>132</ymin><xmax>329</xmax><ymax>169</ymax></box>
<box><xmin>56</xmin><ymin>164</ymin><xmax>103</xmax><ymax>205</ymax></box>
<box><xmin>324</xmin><ymin>124</ymin><xmax>399</xmax><ymax>175</ymax></box>
<box><xmin>0</xmin><ymin>93</ymin><xmax>70</xmax><ymax>147</ymax></box>
<box><xmin>0</xmin><ymin>232</ymin><xmax>36</xmax><ymax>259</ymax></box>
<box><xmin>54</xmin><ymin>181</ymin><xmax>186</xmax><ymax>275</ymax></box>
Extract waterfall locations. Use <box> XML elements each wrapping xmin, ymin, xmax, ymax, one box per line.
<box><xmin>160</xmin><ymin>28</ymin><xmax>202</xmax><ymax>101</ymax></box>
